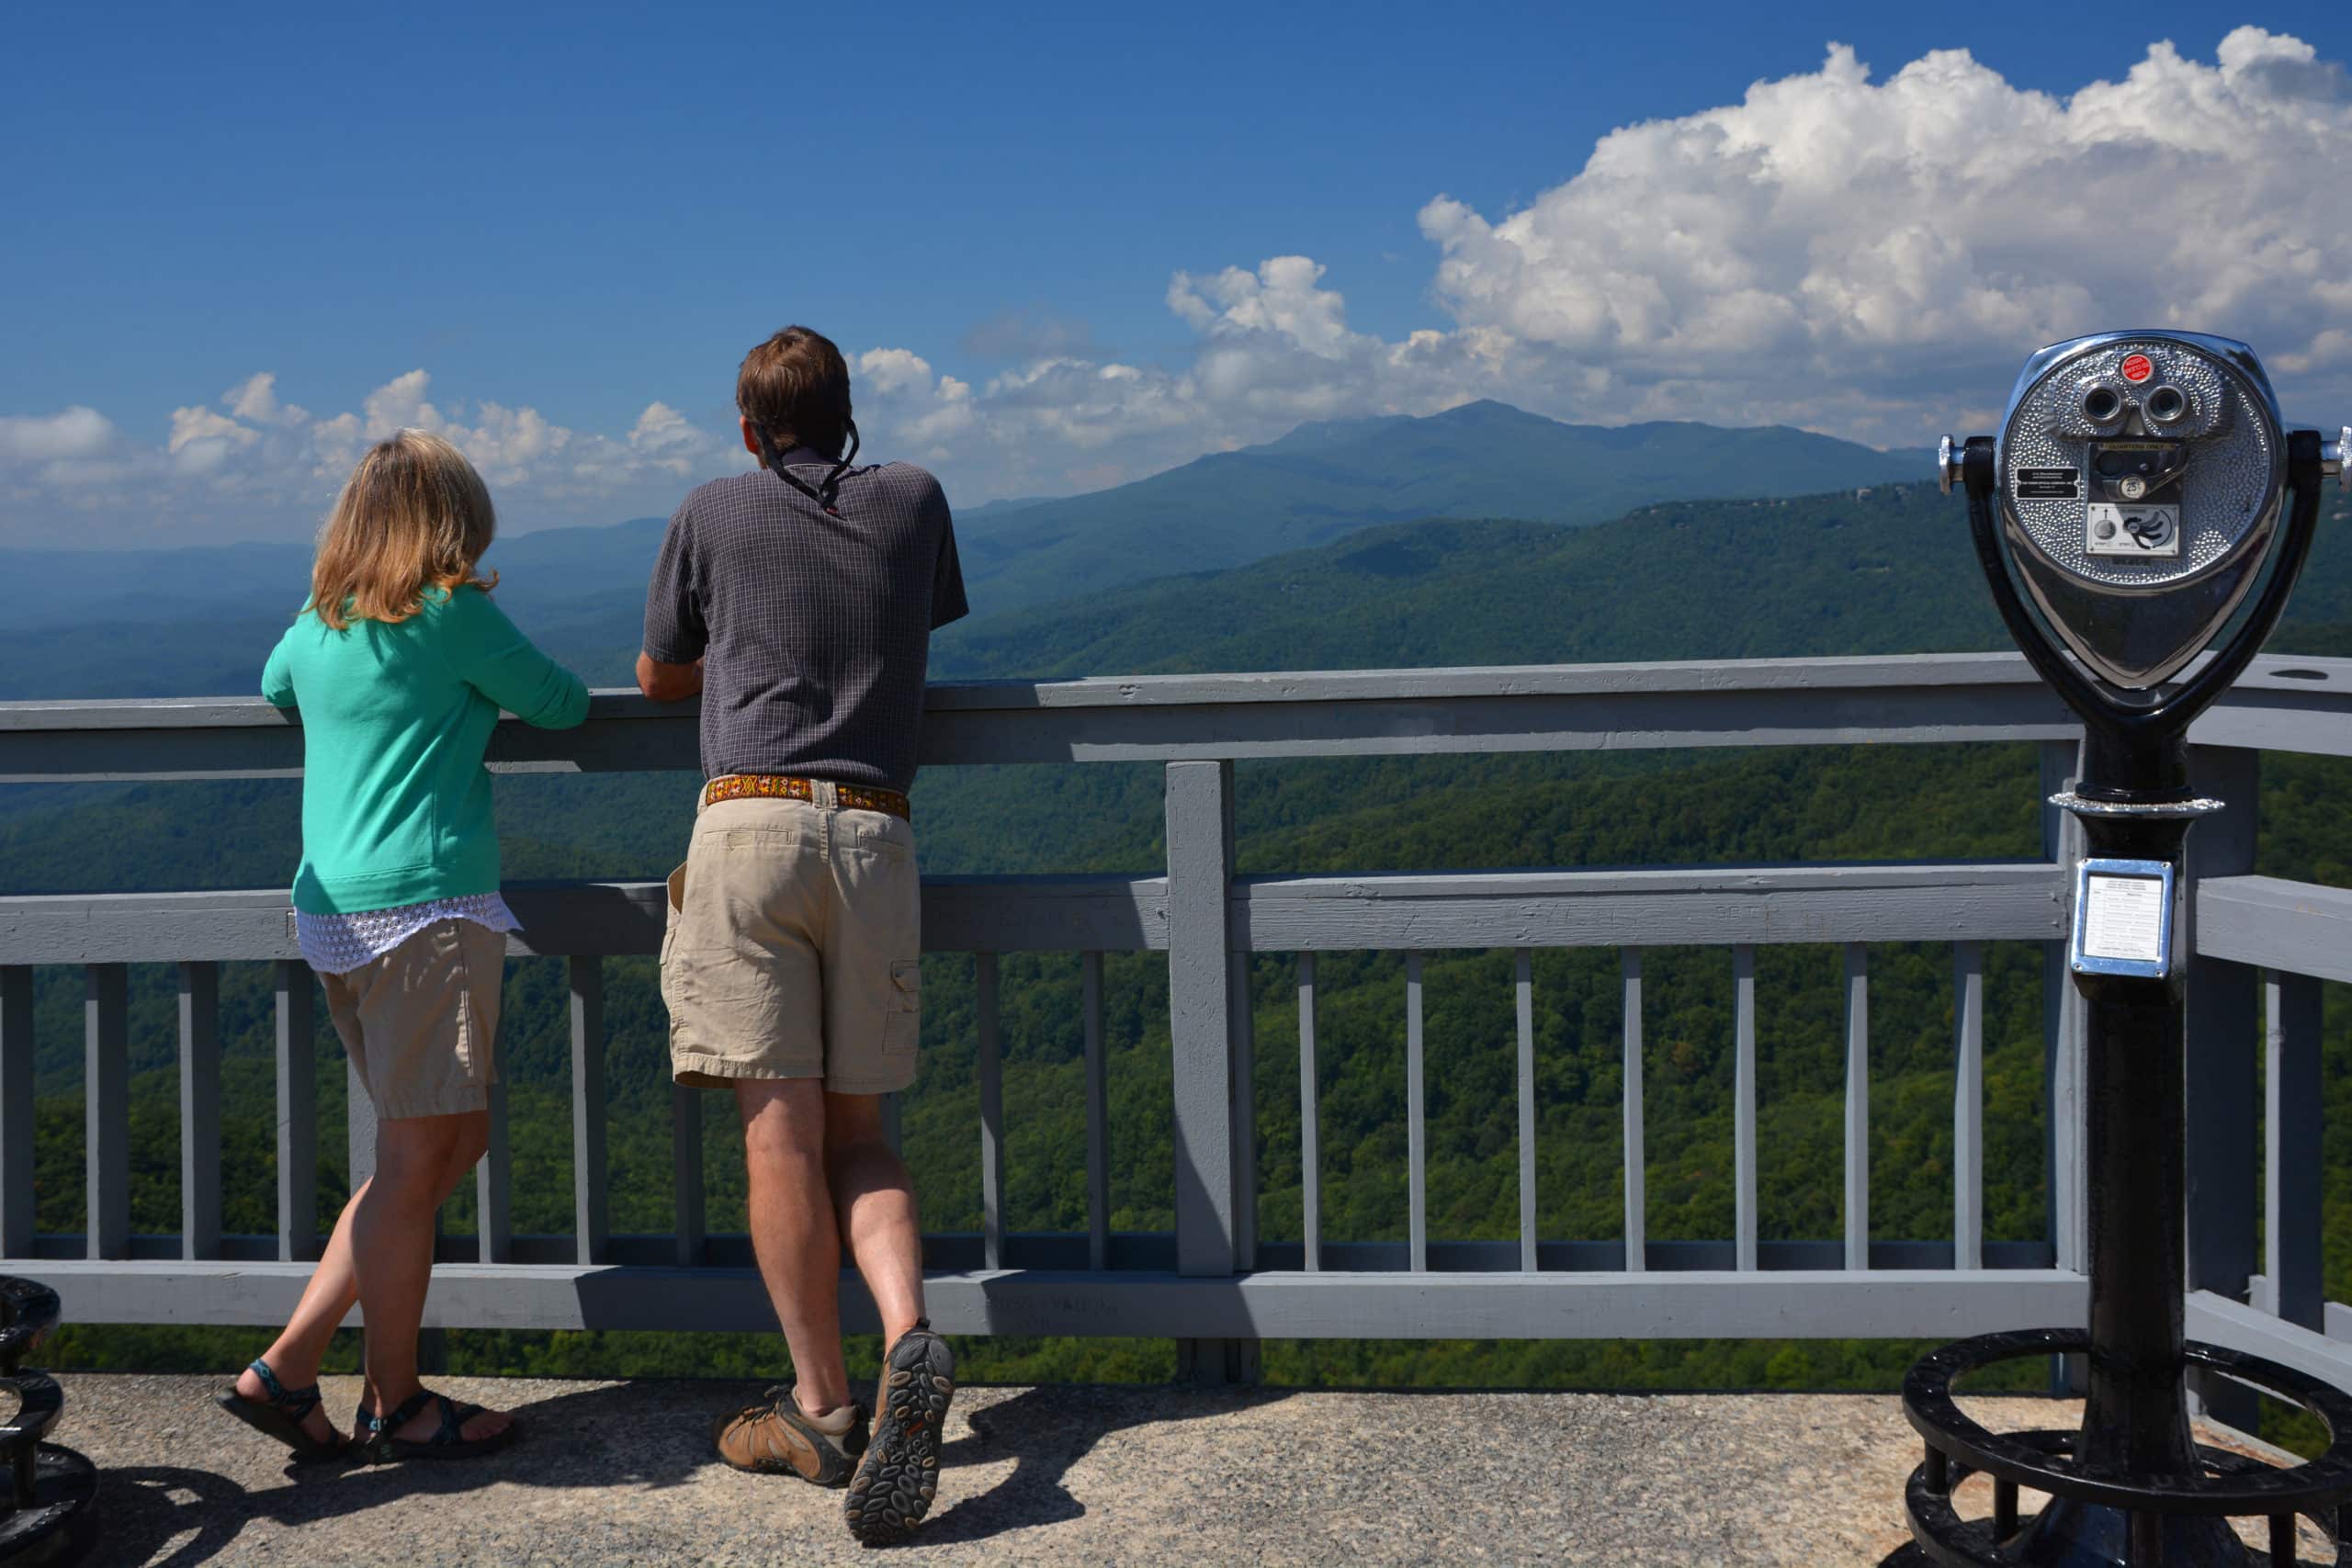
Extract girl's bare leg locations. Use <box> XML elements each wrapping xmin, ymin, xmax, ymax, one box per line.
<box><xmin>350</xmin><ymin>1109</ymin><xmax>511</xmax><ymax>1444</ymax></box>
<box><xmin>234</xmin><ymin>1117</ymin><xmax>492</xmax><ymax>1443</ymax></box>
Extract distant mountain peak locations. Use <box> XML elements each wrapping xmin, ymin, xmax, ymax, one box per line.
<box><xmin>1261</xmin><ymin>411</ymin><xmax>1420</xmax><ymax>452</ymax></box>
<box><xmin>1269</xmin><ymin>400</ymin><xmax>1552</xmax><ymax>451</ymax></box>
<box><xmin>1422</xmin><ymin>398</ymin><xmax>1551</xmax><ymax>424</ymax></box>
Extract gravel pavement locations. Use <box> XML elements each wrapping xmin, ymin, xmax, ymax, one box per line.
<box><xmin>21</xmin><ymin>1372</ymin><xmax>2319</xmax><ymax>1566</ymax></box>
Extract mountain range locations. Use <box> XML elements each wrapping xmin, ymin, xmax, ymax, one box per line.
<box><xmin>0</xmin><ymin>401</ymin><xmax>1922</xmax><ymax>700</ymax></box>
<box><xmin>952</xmin><ymin>399</ymin><xmax>1922</xmax><ymax>608</ymax></box>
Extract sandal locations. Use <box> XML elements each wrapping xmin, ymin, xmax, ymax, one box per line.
<box><xmin>350</xmin><ymin>1387</ymin><xmax>516</xmax><ymax>1464</ymax></box>
<box><xmin>215</xmin><ymin>1359</ymin><xmax>346</xmax><ymax>1463</ymax></box>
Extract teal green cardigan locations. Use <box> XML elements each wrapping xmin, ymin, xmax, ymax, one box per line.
<box><xmin>261</xmin><ymin>585</ymin><xmax>590</xmax><ymax>915</ymax></box>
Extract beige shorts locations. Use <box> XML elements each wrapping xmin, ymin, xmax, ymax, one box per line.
<box><xmin>662</xmin><ymin>785</ymin><xmax>922</xmax><ymax>1095</ymax></box>
<box><xmin>321</xmin><ymin>918</ymin><xmax>504</xmax><ymax>1120</ymax></box>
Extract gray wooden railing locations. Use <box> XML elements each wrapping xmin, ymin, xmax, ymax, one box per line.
<box><xmin>0</xmin><ymin>652</ymin><xmax>2347</xmax><ymax>1379</ymax></box>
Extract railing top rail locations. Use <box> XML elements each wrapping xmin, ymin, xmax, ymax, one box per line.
<box><xmin>5</xmin><ymin>651</ymin><xmax>2347</xmax><ymax>732</ymax></box>
<box><xmin>2194</xmin><ymin>874</ymin><xmax>2352</xmax><ymax>985</ymax></box>
<box><xmin>936</xmin><ymin>651</ymin><xmax>2352</xmax><ymax>711</ymax></box>
<box><xmin>1</xmin><ymin>653</ymin><xmax>2345</xmax><ymax>779</ymax></box>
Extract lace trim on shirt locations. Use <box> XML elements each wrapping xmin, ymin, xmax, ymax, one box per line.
<box><xmin>296</xmin><ymin>893</ymin><xmax>518</xmax><ymax>976</ymax></box>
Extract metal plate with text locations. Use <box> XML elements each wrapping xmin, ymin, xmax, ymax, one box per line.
<box><xmin>2070</xmin><ymin>857</ymin><xmax>2177</xmax><ymax>979</ymax></box>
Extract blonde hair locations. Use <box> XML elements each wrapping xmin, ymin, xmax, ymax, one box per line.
<box><xmin>308</xmin><ymin>429</ymin><xmax>499</xmax><ymax>630</ymax></box>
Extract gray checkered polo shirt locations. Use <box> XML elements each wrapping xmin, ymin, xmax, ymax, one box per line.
<box><xmin>642</xmin><ymin>458</ymin><xmax>968</xmax><ymax>792</ymax></box>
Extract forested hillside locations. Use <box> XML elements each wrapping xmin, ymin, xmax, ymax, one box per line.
<box><xmin>22</xmin><ymin>743</ymin><xmax>2066</xmax><ymax>1393</ymax></box>
<box><xmin>933</xmin><ymin>482</ymin><xmax>2352</xmax><ymax>679</ymax></box>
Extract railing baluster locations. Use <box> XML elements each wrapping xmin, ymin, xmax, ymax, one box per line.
<box><xmin>672</xmin><ymin>1082</ymin><xmax>705</xmax><ymax>1268</ymax></box>
<box><xmin>977</xmin><ymin>953</ymin><xmax>1004</xmax><ymax>1270</ymax></box>
<box><xmin>274</xmin><ymin>961</ymin><xmax>318</xmax><ymax>1262</ymax></box>
<box><xmin>569</xmin><ymin>955</ymin><xmax>608</xmax><ymax>1265</ymax></box>
<box><xmin>1297</xmin><ymin>953</ymin><xmax>1320</xmax><ymax>1273</ymax></box>
<box><xmin>1516</xmin><ymin>948</ymin><xmax>1536</xmax><ymax>1272</ymax></box>
<box><xmin>0</xmin><ymin>967</ymin><xmax>30</xmax><ymax>1258</ymax></box>
<box><xmin>1163</xmin><ymin>759</ymin><xmax>1238</xmax><ymax>1279</ymax></box>
<box><xmin>179</xmin><ymin>962</ymin><xmax>221</xmax><ymax>1260</ymax></box>
<box><xmin>1734</xmin><ymin>944</ymin><xmax>1757</xmax><ymax>1273</ymax></box>
<box><xmin>2185</xmin><ymin>744</ymin><xmax>2261</xmax><ymax>1359</ymax></box>
<box><xmin>1407</xmin><ymin>952</ymin><xmax>1426</xmax><ymax>1274</ymax></box>
<box><xmin>1623</xmin><ymin>949</ymin><xmax>1645</xmax><ymax>1273</ymax></box>
<box><xmin>85</xmin><ymin>964</ymin><xmax>129</xmax><ymax>1260</ymax></box>
<box><xmin>477</xmin><ymin>1072</ymin><xmax>511</xmax><ymax>1264</ymax></box>
<box><xmin>1083</xmin><ymin>952</ymin><xmax>1108</xmax><ymax>1272</ymax></box>
<box><xmin>1954</xmin><ymin>942</ymin><xmax>1984</xmax><ymax>1272</ymax></box>
<box><xmin>1844</xmin><ymin>943</ymin><xmax>1870</xmax><ymax>1271</ymax></box>
<box><xmin>1230</xmin><ymin>950</ymin><xmax>1256</xmax><ymax>1271</ymax></box>
<box><xmin>2267</xmin><ymin>970</ymin><xmax>2324</xmax><ymax>1328</ymax></box>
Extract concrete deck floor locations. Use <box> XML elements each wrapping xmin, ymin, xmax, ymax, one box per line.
<box><xmin>19</xmin><ymin>1373</ymin><xmax>2331</xmax><ymax>1566</ymax></box>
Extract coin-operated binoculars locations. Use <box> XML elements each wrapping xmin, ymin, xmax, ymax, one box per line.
<box><xmin>1899</xmin><ymin>333</ymin><xmax>2350</xmax><ymax>1565</ymax></box>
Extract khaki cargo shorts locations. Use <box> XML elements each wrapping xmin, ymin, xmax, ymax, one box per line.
<box><xmin>662</xmin><ymin>784</ymin><xmax>922</xmax><ymax>1095</ymax></box>
<box><xmin>321</xmin><ymin>918</ymin><xmax>504</xmax><ymax>1120</ymax></box>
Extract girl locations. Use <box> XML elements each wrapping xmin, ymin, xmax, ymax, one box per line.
<box><xmin>220</xmin><ymin>429</ymin><xmax>589</xmax><ymax>1463</ymax></box>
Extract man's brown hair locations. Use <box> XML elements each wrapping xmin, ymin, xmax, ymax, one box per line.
<box><xmin>737</xmin><ymin>326</ymin><xmax>854</xmax><ymax>460</ymax></box>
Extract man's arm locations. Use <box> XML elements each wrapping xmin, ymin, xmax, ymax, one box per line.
<box><xmin>636</xmin><ymin>651</ymin><xmax>703</xmax><ymax>703</ymax></box>
<box><xmin>640</xmin><ymin>500</ymin><xmax>707</xmax><ymax>702</ymax></box>
<box><xmin>928</xmin><ymin>477</ymin><xmax>969</xmax><ymax>630</ymax></box>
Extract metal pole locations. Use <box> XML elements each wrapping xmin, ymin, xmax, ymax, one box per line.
<box><xmin>1924</xmin><ymin>403</ymin><xmax>2334</xmax><ymax>1566</ymax></box>
<box><xmin>2014</xmin><ymin>737</ymin><xmax>2243</xmax><ymax>1567</ymax></box>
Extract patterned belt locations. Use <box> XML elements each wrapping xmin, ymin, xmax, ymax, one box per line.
<box><xmin>701</xmin><ymin>773</ymin><xmax>912</xmax><ymax>822</ymax></box>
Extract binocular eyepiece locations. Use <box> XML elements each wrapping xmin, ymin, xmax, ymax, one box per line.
<box><xmin>1939</xmin><ymin>331</ymin><xmax>2346</xmax><ymax>693</ymax></box>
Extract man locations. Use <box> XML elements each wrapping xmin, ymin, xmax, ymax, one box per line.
<box><xmin>639</xmin><ymin>325</ymin><xmax>967</xmax><ymax>1544</ymax></box>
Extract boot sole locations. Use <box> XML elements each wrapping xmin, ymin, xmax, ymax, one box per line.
<box><xmin>845</xmin><ymin>1335</ymin><xmax>955</xmax><ymax>1544</ymax></box>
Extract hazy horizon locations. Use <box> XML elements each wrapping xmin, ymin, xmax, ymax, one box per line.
<box><xmin>0</xmin><ymin>400</ymin><xmax>1922</xmax><ymax>554</ymax></box>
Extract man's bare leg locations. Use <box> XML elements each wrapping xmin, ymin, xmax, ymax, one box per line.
<box><xmin>822</xmin><ymin>1091</ymin><xmax>925</xmax><ymax>1355</ymax></box>
<box><xmin>836</xmin><ymin>1091</ymin><xmax>951</xmax><ymax>1546</ymax></box>
<box><xmin>739</xmin><ymin>1078</ymin><xmax>852</xmax><ymax>1413</ymax></box>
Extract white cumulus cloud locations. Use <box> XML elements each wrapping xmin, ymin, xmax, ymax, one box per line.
<box><xmin>11</xmin><ymin>28</ymin><xmax>2352</xmax><ymax>540</ymax></box>
<box><xmin>0</xmin><ymin>370</ymin><xmax>751</xmax><ymax>543</ymax></box>
<box><xmin>851</xmin><ymin>27</ymin><xmax>2352</xmax><ymax>488</ymax></box>
<box><xmin>1414</xmin><ymin>28</ymin><xmax>2352</xmax><ymax>436</ymax></box>
<box><xmin>0</xmin><ymin>407</ymin><xmax>118</xmax><ymax>464</ymax></box>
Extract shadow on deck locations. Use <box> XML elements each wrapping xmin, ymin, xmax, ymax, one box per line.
<box><xmin>22</xmin><ymin>1371</ymin><xmax>2324</xmax><ymax>1565</ymax></box>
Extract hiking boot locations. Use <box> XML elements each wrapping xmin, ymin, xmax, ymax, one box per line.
<box><xmin>712</xmin><ymin>1385</ymin><xmax>867</xmax><ymax>1486</ymax></box>
<box><xmin>845</xmin><ymin>1322</ymin><xmax>956</xmax><ymax>1544</ymax></box>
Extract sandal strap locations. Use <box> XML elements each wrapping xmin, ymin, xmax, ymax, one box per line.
<box><xmin>360</xmin><ymin>1388</ymin><xmax>440</xmax><ymax>1438</ymax></box>
<box><xmin>435</xmin><ymin>1397</ymin><xmax>486</xmax><ymax>1445</ymax></box>
<box><xmin>361</xmin><ymin>1387</ymin><xmax>482</xmax><ymax>1445</ymax></box>
<box><xmin>247</xmin><ymin>1359</ymin><xmax>321</xmax><ymax>1419</ymax></box>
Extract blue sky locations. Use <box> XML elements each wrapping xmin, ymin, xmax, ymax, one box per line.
<box><xmin>6</xmin><ymin>2</ymin><xmax>2352</xmax><ymax>544</ymax></box>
